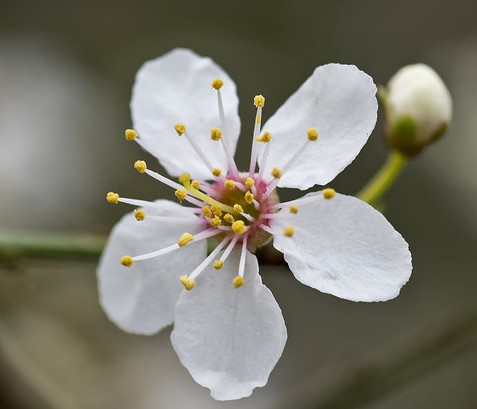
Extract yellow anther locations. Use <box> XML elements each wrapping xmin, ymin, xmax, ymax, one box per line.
<box><xmin>106</xmin><ymin>192</ymin><xmax>119</xmax><ymax>204</ymax></box>
<box><xmin>210</xmin><ymin>127</ymin><xmax>223</xmax><ymax>141</ymax></box>
<box><xmin>134</xmin><ymin>209</ymin><xmax>145</xmax><ymax>221</ymax></box>
<box><xmin>271</xmin><ymin>167</ymin><xmax>282</xmax><ymax>179</ymax></box>
<box><xmin>211</xmin><ymin>205</ymin><xmax>222</xmax><ymax>217</ymax></box>
<box><xmin>223</xmin><ymin>213</ymin><xmax>234</xmax><ymax>224</ymax></box>
<box><xmin>244</xmin><ymin>191</ymin><xmax>254</xmax><ymax>204</ymax></box>
<box><xmin>307</xmin><ymin>128</ymin><xmax>319</xmax><ymax>141</ymax></box>
<box><xmin>178</xmin><ymin>173</ymin><xmax>191</xmax><ymax>184</ymax></box>
<box><xmin>233</xmin><ymin>204</ymin><xmax>244</xmax><ymax>213</ymax></box>
<box><xmin>174</xmin><ymin>123</ymin><xmax>186</xmax><ymax>136</ymax></box>
<box><xmin>120</xmin><ymin>255</ymin><xmax>133</xmax><ymax>267</ymax></box>
<box><xmin>125</xmin><ymin>129</ymin><xmax>138</xmax><ymax>141</ymax></box>
<box><xmin>289</xmin><ymin>205</ymin><xmax>299</xmax><ymax>214</ymax></box>
<box><xmin>134</xmin><ymin>160</ymin><xmax>147</xmax><ymax>173</ymax></box>
<box><xmin>180</xmin><ymin>275</ymin><xmax>195</xmax><ymax>291</ymax></box>
<box><xmin>178</xmin><ymin>232</ymin><xmax>194</xmax><ymax>247</ymax></box>
<box><xmin>202</xmin><ymin>206</ymin><xmax>212</xmax><ymax>217</ymax></box>
<box><xmin>232</xmin><ymin>220</ymin><xmax>246</xmax><ymax>235</ymax></box>
<box><xmin>175</xmin><ymin>189</ymin><xmax>187</xmax><ymax>202</ymax></box>
<box><xmin>245</xmin><ymin>177</ymin><xmax>255</xmax><ymax>188</ymax></box>
<box><xmin>323</xmin><ymin>188</ymin><xmax>336</xmax><ymax>199</ymax></box>
<box><xmin>256</xmin><ymin>131</ymin><xmax>272</xmax><ymax>143</ymax></box>
<box><xmin>233</xmin><ymin>275</ymin><xmax>245</xmax><ymax>288</ymax></box>
<box><xmin>214</xmin><ymin>260</ymin><xmax>224</xmax><ymax>270</ymax></box>
<box><xmin>212</xmin><ymin>79</ymin><xmax>224</xmax><ymax>90</ymax></box>
<box><xmin>212</xmin><ymin>168</ymin><xmax>222</xmax><ymax>177</ymax></box>
<box><xmin>210</xmin><ymin>216</ymin><xmax>222</xmax><ymax>227</ymax></box>
<box><xmin>224</xmin><ymin>179</ymin><xmax>236</xmax><ymax>190</ymax></box>
<box><xmin>283</xmin><ymin>225</ymin><xmax>295</xmax><ymax>237</ymax></box>
<box><xmin>254</xmin><ymin>94</ymin><xmax>265</xmax><ymax>108</ymax></box>
<box><xmin>191</xmin><ymin>180</ymin><xmax>201</xmax><ymax>190</ymax></box>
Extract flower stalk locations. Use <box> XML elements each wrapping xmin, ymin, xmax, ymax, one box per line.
<box><xmin>357</xmin><ymin>150</ymin><xmax>407</xmax><ymax>206</ymax></box>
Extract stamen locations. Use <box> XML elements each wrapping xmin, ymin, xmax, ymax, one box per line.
<box><xmin>232</xmin><ymin>220</ymin><xmax>247</xmax><ymax>234</ymax></box>
<box><xmin>289</xmin><ymin>205</ymin><xmax>299</xmax><ymax>214</ymax></box>
<box><xmin>116</xmin><ymin>196</ymin><xmax>200</xmax><ymax>212</ymax></box>
<box><xmin>180</xmin><ymin>275</ymin><xmax>195</xmax><ymax>291</ymax></box>
<box><xmin>202</xmin><ymin>206</ymin><xmax>212</xmax><ymax>217</ymax></box>
<box><xmin>283</xmin><ymin>225</ymin><xmax>295</xmax><ymax>237</ymax></box>
<box><xmin>224</xmin><ymin>179</ymin><xmax>236</xmax><ymax>190</ymax></box>
<box><xmin>219</xmin><ymin>235</ymin><xmax>239</xmax><ymax>263</ymax></box>
<box><xmin>245</xmin><ymin>177</ymin><xmax>255</xmax><ymax>188</ymax></box>
<box><xmin>131</xmin><ymin>228</ymin><xmax>219</xmax><ymax>264</ymax></box>
<box><xmin>257</xmin><ymin>132</ymin><xmax>272</xmax><ymax>180</ymax></box>
<box><xmin>234</xmin><ymin>236</ymin><xmax>248</xmax><ymax>288</ymax></box>
<box><xmin>134</xmin><ymin>209</ymin><xmax>145</xmax><ymax>221</ymax></box>
<box><xmin>307</xmin><ymin>128</ymin><xmax>319</xmax><ymax>141</ymax></box>
<box><xmin>211</xmin><ymin>79</ymin><xmax>224</xmax><ymax>90</ymax></box>
<box><xmin>106</xmin><ymin>192</ymin><xmax>119</xmax><ymax>204</ymax></box>
<box><xmin>120</xmin><ymin>255</ymin><xmax>133</xmax><ymax>267</ymax></box>
<box><xmin>213</xmin><ymin>80</ymin><xmax>240</xmax><ymax>178</ymax></box>
<box><xmin>212</xmin><ymin>168</ymin><xmax>222</xmax><ymax>177</ymax></box>
<box><xmin>264</xmin><ymin>130</ymin><xmax>320</xmax><ymax>199</ymax></box>
<box><xmin>271</xmin><ymin>167</ymin><xmax>282</xmax><ymax>179</ymax></box>
<box><xmin>134</xmin><ymin>160</ymin><xmax>147</xmax><ymax>174</ymax></box>
<box><xmin>233</xmin><ymin>275</ymin><xmax>244</xmax><ymax>288</ymax></box>
<box><xmin>256</xmin><ymin>131</ymin><xmax>271</xmax><ymax>143</ymax></box>
<box><xmin>174</xmin><ymin>123</ymin><xmax>186</xmax><ymax>136</ymax></box>
<box><xmin>210</xmin><ymin>128</ymin><xmax>223</xmax><ymax>141</ymax></box>
<box><xmin>249</xmin><ymin>95</ymin><xmax>266</xmax><ymax>176</ymax></box>
<box><xmin>323</xmin><ymin>188</ymin><xmax>336</xmax><ymax>199</ymax></box>
<box><xmin>188</xmin><ymin>236</ymin><xmax>230</xmax><ymax>280</ymax></box>
<box><xmin>177</xmin><ymin>125</ymin><xmax>216</xmax><ymax>173</ymax></box>
<box><xmin>178</xmin><ymin>232</ymin><xmax>194</xmax><ymax>247</ymax></box>
<box><xmin>214</xmin><ymin>260</ymin><xmax>224</xmax><ymax>270</ymax></box>
<box><xmin>175</xmin><ymin>189</ymin><xmax>188</xmax><ymax>202</ymax></box>
<box><xmin>210</xmin><ymin>216</ymin><xmax>222</xmax><ymax>227</ymax></box>
<box><xmin>223</xmin><ymin>213</ymin><xmax>234</xmax><ymax>224</ymax></box>
<box><xmin>191</xmin><ymin>180</ymin><xmax>201</xmax><ymax>190</ymax></box>
<box><xmin>210</xmin><ymin>206</ymin><xmax>222</xmax><ymax>217</ymax></box>
<box><xmin>233</xmin><ymin>204</ymin><xmax>244</xmax><ymax>213</ymax></box>
<box><xmin>244</xmin><ymin>191</ymin><xmax>254</xmax><ymax>204</ymax></box>
<box><xmin>125</xmin><ymin>129</ymin><xmax>138</xmax><ymax>141</ymax></box>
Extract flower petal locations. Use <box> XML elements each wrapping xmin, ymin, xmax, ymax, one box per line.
<box><xmin>131</xmin><ymin>48</ymin><xmax>240</xmax><ymax>180</ymax></box>
<box><xmin>259</xmin><ymin>64</ymin><xmax>377</xmax><ymax>189</ymax></box>
<box><xmin>273</xmin><ymin>192</ymin><xmax>412</xmax><ymax>301</ymax></box>
<box><xmin>170</xmin><ymin>248</ymin><xmax>287</xmax><ymax>400</ymax></box>
<box><xmin>98</xmin><ymin>200</ymin><xmax>207</xmax><ymax>335</ymax></box>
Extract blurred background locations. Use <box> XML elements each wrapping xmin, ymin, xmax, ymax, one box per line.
<box><xmin>0</xmin><ymin>0</ymin><xmax>476</xmax><ymax>408</ymax></box>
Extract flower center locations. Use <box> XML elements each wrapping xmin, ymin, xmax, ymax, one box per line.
<box><xmin>107</xmin><ymin>77</ymin><xmax>331</xmax><ymax>291</ymax></box>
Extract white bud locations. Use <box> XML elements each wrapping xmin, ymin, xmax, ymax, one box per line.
<box><xmin>384</xmin><ymin>64</ymin><xmax>452</xmax><ymax>156</ymax></box>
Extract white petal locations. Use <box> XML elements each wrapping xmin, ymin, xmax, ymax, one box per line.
<box><xmin>259</xmin><ymin>64</ymin><xmax>377</xmax><ymax>189</ymax></box>
<box><xmin>131</xmin><ymin>48</ymin><xmax>240</xmax><ymax>179</ymax></box>
<box><xmin>98</xmin><ymin>200</ymin><xmax>207</xmax><ymax>335</ymax></box>
<box><xmin>170</xmin><ymin>248</ymin><xmax>287</xmax><ymax>400</ymax></box>
<box><xmin>273</xmin><ymin>193</ymin><xmax>412</xmax><ymax>301</ymax></box>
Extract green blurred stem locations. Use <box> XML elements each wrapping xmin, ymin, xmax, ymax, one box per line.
<box><xmin>357</xmin><ymin>150</ymin><xmax>407</xmax><ymax>205</ymax></box>
<box><xmin>0</xmin><ymin>230</ymin><xmax>105</xmax><ymax>262</ymax></box>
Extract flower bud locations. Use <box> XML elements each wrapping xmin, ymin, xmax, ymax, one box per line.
<box><xmin>382</xmin><ymin>64</ymin><xmax>452</xmax><ymax>157</ymax></box>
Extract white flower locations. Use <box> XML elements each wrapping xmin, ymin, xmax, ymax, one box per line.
<box><xmin>98</xmin><ymin>48</ymin><xmax>412</xmax><ymax>400</ymax></box>
<box><xmin>384</xmin><ymin>63</ymin><xmax>452</xmax><ymax>155</ymax></box>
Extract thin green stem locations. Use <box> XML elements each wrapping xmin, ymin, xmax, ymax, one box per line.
<box><xmin>357</xmin><ymin>150</ymin><xmax>407</xmax><ymax>205</ymax></box>
<box><xmin>0</xmin><ymin>230</ymin><xmax>105</xmax><ymax>262</ymax></box>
